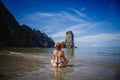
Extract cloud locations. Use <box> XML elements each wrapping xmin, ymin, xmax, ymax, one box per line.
<box><xmin>20</xmin><ymin>8</ymin><xmax>119</xmax><ymax>47</ymax></box>
<box><xmin>50</xmin><ymin>21</ymin><xmax>110</xmax><ymax>39</ymax></box>
<box><xmin>70</xmin><ymin>8</ymin><xmax>86</xmax><ymax>17</ymax></box>
<box><xmin>37</xmin><ymin>13</ymin><xmax>59</xmax><ymax>17</ymax></box>
<box><xmin>69</xmin><ymin>8</ymin><xmax>91</xmax><ymax>20</ymax></box>
<box><xmin>74</xmin><ymin>33</ymin><xmax>120</xmax><ymax>47</ymax></box>
<box><xmin>20</xmin><ymin>10</ymin><xmax>88</xmax><ymax>30</ymax></box>
<box><xmin>41</xmin><ymin>26</ymin><xmax>53</xmax><ymax>33</ymax></box>
<box><xmin>27</xmin><ymin>11</ymin><xmax>83</xmax><ymax>22</ymax></box>
<box><xmin>88</xmin><ymin>21</ymin><xmax>112</xmax><ymax>28</ymax></box>
<box><xmin>50</xmin><ymin>23</ymin><xmax>89</xmax><ymax>38</ymax></box>
<box><xmin>66</xmin><ymin>23</ymin><xmax>88</xmax><ymax>31</ymax></box>
<box><xmin>61</xmin><ymin>11</ymin><xmax>83</xmax><ymax>21</ymax></box>
<box><xmin>49</xmin><ymin>20</ymin><xmax>112</xmax><ymax>45</ymax></box>
<box><xmin>21</xmin><ymin>10</ymin><xmax>92</xmax><ymax>42</ymax></box>
<box><xmin>75</xmin><ymin>33</ymin><xmax>120</xmax><ymax>42</ymax></box>
<box><xmin>20</xmin><ymin>8</ymin><xmax>94</xmax><ymax>33</ymax></box>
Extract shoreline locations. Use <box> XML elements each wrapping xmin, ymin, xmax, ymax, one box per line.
<box><xmin>0</xmin><ymin>48</ymin><xmax>120</xmax><ymax>80</ymax></box>
<box><xmin>0</xmin><ymin>53</ymin><xmax>44</xmax><ymax>80</ymax></box>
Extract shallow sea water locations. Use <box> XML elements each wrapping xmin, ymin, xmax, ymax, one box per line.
<box><xmin>0</xmin><ymin>47</ymin><xmax>120</xmax><ymax>80</ymax></box>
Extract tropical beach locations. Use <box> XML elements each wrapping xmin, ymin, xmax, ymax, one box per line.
<box><xmin>0</xmin><ymin>0</ymin><xmax>120</xmax><ymax>80</ymax></box>
<box><xmin>0</xmin><ymin>47</ymin><xmax>120</xmax><ymax>80</ymax></box>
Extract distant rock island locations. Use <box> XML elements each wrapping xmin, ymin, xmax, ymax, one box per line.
<box><xmin>66</xmin><ymin>31</ymin><xmax>74</xmax><ymax>48</ymax></box>
<box><xmin>0</xmin><ymin>1</ymin><xmax>55</xmax><ymax>48</ymax></box>
<box><xmin>61</xmin><ymin>31</ymin><xmax>74</xmax><ymax>48</ymax></box>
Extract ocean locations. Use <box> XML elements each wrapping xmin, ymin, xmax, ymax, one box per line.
<box><xmin>0</xmin><ymin>47</ymin><xmax>120</xmax><ymax>80</ymax></box>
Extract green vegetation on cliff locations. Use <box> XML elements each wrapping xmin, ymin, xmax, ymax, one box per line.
<box><xmin>0</xmin><ymin>1</ymin><xmax>55</xmax><ymax>48</ymax></box>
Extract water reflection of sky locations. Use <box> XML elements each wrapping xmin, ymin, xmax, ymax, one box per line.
<box><xmin>61</xmin><ymin>47</ymin><xmax>120</xmax><ymax>65</ymax></box>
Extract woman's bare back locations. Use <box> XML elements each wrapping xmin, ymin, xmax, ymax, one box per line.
<box><xmin>53</xmin><ymin>50</ymin><xmax>64</xmax><ymax>63</ymax></box>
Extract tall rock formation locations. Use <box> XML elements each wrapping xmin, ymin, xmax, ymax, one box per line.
<box><xmin>0</xmin><ymin>1</ymin><xmax>55</xmax><ymax>48</ymax></box>
<box><xmin>66</xmin><ymin>31</ymin><xmax>74</xmax><ymax>48</ymax></box>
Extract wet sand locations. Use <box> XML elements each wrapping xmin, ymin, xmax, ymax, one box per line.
<box><xmin>0</xmin><ymin>53</ymin><xmax>44</xmax><ymax>80</ymax></box>
<box><xmin>0</xmin><ymin>48</ymin><xmax>120</xmax><ymax>80</ymax></box>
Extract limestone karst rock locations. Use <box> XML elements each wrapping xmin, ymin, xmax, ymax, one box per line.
<box><xmin>66</xmin><ymin>31</ymin><xmax>74</xmax><ymax>48</ymax></box>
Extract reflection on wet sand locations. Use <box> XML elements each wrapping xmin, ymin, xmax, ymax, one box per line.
<box><xmin>0</xmin><ymin>48</ymin><xmax>119</xmax><ymax>80</ymax></box>
<box><xmin>50</xmin><ymin>49</ymin><xmax>74</xmax><ymax>80</ymax></box>
<box><xmin>51</xmin><ymin>67</ymin><xmax>74</xmax><ymax>80</ymax></box>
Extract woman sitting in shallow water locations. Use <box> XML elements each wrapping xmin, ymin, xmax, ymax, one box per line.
<box><xmin>51</xmin><ymin>42</ymin><xmax>69</xmax><ymax>68</ymax></box>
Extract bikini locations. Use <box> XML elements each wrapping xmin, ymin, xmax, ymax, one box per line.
<box><xmin>54</xmin><ymin>56</ymin><xmax>63</xmax><ymax>65</ymax></box>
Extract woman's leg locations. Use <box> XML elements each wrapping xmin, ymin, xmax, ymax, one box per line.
<box><xmin>58</xmin><ymin>59</ymin><xmax>69</xmax><ymax>68</ymax></box>
<box><xmin>58</xmin><ymin>63</ymin><xmax>64</xmax><ymax>68</ymax></box>
<box><xmin>51</xmin><ymin>59</ymin><xmax>57</xmax><ymax>67</ymax></box>
<box><xmin>63</xmin><ymin>59</ymin><xmax>69</xmax><ymax>67</ymax></box>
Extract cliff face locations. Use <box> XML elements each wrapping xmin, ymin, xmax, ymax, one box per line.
<box><xmin>66</xmin><ymin>31</ymin><xmax>74</xmax><ymax>48</ymax></box>
<box><xmin>0</xmin><ymin>1</ymin><xmax>55</xmax><ymax>48</ymax></box>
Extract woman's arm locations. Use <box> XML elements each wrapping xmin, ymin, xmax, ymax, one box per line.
<box><xmin>62</xmin><ymin>51</ymin><xmax>67</xmax><ymax>61</ymax></box>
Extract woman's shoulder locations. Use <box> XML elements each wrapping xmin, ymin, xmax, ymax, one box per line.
<box><xmin>53</xmin><ymin>50</ymin><xmax>64</xmax><ymax>54</ymax></box>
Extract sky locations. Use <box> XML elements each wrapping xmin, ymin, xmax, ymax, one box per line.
<box><xmin>1</xmin><ymin>0</ymin><xmax>120</xmax><ymax>47</ymax></box>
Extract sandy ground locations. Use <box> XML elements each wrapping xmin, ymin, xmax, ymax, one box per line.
<box><xmin>0</xmin><ymin>51</ymin><xmax>120</xmax><ymax>80</ymax></box>
<box><xmin>0</xmin><ymin>53</ymin><xmax>44</xmax><ymax>80</ymax></box>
